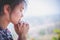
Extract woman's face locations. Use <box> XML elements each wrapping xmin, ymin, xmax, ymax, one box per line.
<box><xmin>10</xmin><ymin>3</ymin><xmax>24</xmax><ymax>24</ymax></box>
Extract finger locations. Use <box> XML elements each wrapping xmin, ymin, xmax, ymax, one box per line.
<box><xmin>26</xmin><ymin>24</ymin><xmax>29</xmax><ymax>33</ymax></box>
<box><xmin>26</xmin><ymin>23</ymin><xmax>29</xmax><ymax>30</ymax></box>
<box><xmin>18</xmin><ymin>21</ymin><xmax>23</xmax><ymax>30</ymax></box>
<box><xmin>14</xmin><ymin>24</ymin><xmax>19</xmax><ymax>30</ymax></box>
<box><xmin>23</xmin><ymin>23</ymin><xmax>29</xmax><ymax>33</ymax></box>
<box><xmin>19</xmin><ymin>21</ymin><xmax>24</xmax><ymax>27</ymax></box>
<box><xmin>18</xmin><ymin>21</ymin><xmax>24</xmax><ymax>33</ymax></box>
<box><xmin>24</xmin><ymin>23</ymin><xmax>29</xmax><ymax>30</ymax></box>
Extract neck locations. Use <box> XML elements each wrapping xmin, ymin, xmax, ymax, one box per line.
<box><xmin>0</xmin><ymin>16</ymin><xmax>10</xmax><ymax>29</ymax></box>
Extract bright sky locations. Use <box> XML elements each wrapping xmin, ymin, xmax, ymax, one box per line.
<box><xmin>24</xmin><ymin>0</ymin><xmax>59</xmax><ymax>17</ymax></box>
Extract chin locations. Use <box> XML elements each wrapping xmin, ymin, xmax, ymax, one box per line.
<box><xmin>13</xmin><ymin>19</ymin><xmax>21</xmax><ymax>24</ymax></box>
<box><xmin>12</xmin><ymin>21</ymin><xmax>18</xmax><ymax>25</ymax></box>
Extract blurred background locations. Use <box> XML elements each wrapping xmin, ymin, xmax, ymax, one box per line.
<box><xmin>7</xmin><ymin>0</ymin><xmax>60</xmax><ymax>40</ymax></box>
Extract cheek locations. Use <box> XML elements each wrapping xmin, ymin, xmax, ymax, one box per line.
<box><xmin>10</xmin><ymin>11</ymin><xmax>22</xmax><ymax>24</ymax></box>
<box><xmin>15</xmin><ymin>12</ymin><xmax>22</xmax><ymax>19</ymax></box>
<box><xmin>13</xmin><ymin>10</ymin><xmax>22</xmax><ymax>18</ymax></box>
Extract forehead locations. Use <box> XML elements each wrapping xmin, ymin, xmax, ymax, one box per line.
<box><xmin>16</xmin><ymin>2</ymin><xmax>25</xmax><ymax>9</ymax></box>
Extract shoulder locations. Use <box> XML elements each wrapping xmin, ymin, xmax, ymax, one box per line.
<box><xmin>0</xmin><ymin>29</ymin><xmax>13</xmax><ymax>40</ymax></box>
<box><xmin>0</xmin><ymin>31</ymin><xmax>4</xmax><ymax>40</ymax></box>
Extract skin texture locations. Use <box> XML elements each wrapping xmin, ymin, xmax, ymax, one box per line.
<box><xmin>0</xmin><ymin>2</ymin><xmax>29</xmax><ymax>40</ymax></box>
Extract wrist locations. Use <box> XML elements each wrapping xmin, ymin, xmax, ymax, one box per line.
<box><xmin>18</xmin><ymin>34</ymin><xmax>26</xmax><ymax>40</ymax></box>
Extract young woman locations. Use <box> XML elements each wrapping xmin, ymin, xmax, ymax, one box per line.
<box><xmin>0</xmin><ymin>0</ymin><xmax>29</xmax><ymax>40</ymax></box>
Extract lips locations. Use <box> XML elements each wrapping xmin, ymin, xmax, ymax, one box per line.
<box><xmin>18</xmin><ymin>18</ymin><xmax>21</xmax><ymax>24</ymax></box>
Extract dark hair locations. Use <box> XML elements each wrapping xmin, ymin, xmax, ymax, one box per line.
<box><xmin>0</xmin><ymin>0</ymin><xmax>26</xmax><ymax>16</ymax></box>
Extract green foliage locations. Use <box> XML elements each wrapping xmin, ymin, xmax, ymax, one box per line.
<box><xmin>52</xmin><ymin>37</ymin><xmax>57</xmax><ymax>40</ymax></box>
<box><xmin>54</xmin><ymin>29</ymin><xmax>60</xmax><ymax>34</ymax></box>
